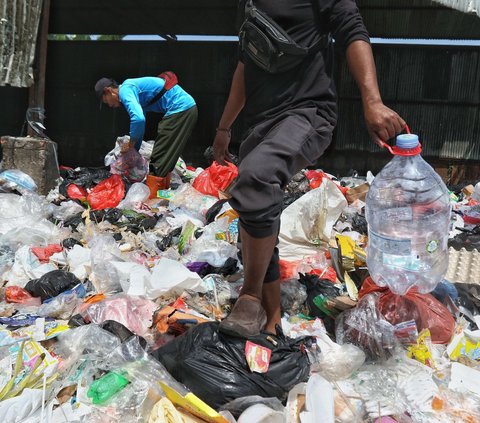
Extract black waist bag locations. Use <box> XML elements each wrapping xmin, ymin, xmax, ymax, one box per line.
<box><xmin>239</xmin><ymin>0</ymin><xmax>330</xmax><ymax>74</ymax></box>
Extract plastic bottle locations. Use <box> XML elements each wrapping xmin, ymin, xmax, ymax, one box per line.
<box><xmin>366</xmin><ymin>134</ymin><xmax>451</xmax><ymax>295</ymax></box>
<box><xmin>87</xmin><ymin>371</ymin><xmax>129</xmax><ymax>404</ymax></box>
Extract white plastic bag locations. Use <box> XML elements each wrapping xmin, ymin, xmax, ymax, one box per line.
<box><xmin>279</xmin><ymin>179</ymin><xmax>347</xmax><ymax>261</ymax></box>
<box><xmin>117</xmin><ymin>183</ymin><xmax>150</xmax><ymax>209</ymax></box>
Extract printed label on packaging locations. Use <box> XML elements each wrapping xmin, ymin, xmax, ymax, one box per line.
<box><xmin>245</xmin><ymin>341</ymin><xmax>272</xmax><ymax>373</ymax></box>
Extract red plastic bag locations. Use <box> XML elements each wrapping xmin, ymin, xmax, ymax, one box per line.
<box><xmin>308</xmin><ymin>267</ymin><xmax>337</xmax><ymax>283</ymax></box>
<box><xmin>5</xmin><ymin>286</ymin><xmax>41</xmax><ymax>306</ymax></box>
<box><xmin>359</xmin><ymin>277</ymin><xmax>455</xmax><ymax>344</ymax></box>
<box><xmin>304</xmin><ymin>170</ymin><xmax>349</xmax><ymax>194</ymax></box>
<box><xmin>87</xmin><ymin>174</ymin><xmax>125</xmax><ymax>210</ymax></box>
<box><xmin>193</xmin><ymin>161</ymin><xmax>238</xmax><ymax>198</ymax></box>
<box><xmin>31</xmin><ymin>244</ymin><xmax>63</xmax><ymax>263</ymax></box>
<box><xmin>67</xmin><ymin>184</ymin><xmax>88</xmax><ymax>201</ymax></box>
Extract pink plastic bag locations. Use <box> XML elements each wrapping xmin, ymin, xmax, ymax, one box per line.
<box><xmin>81</xmin><ymin>294</ymin><xmax>157</xmax><ymax>337</ymax></box>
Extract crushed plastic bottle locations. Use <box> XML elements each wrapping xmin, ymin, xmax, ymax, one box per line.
<box><xmin>366</xmin><ymin>133</ymin><xmax>451</xmax><ymax>295</ymax></box>
<box><xmin>87</xmin><ymin>371</ymin><xmax>129</xmax><ymax>404</ymax></box>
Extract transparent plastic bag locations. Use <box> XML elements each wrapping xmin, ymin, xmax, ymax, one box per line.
<box><xmin>88</xmin><ymin>235</ymin><xmax>124</xmax><ymax>293</ymax></box>
<box><xmin>51</xmin><ymin>200</ymin><xmax>85</xmax><ymax>221</ymax></box>
<box><xmin>105</xmin><ymin>138</ymin><xmax>154</xmax><ymax>166</ymax></box>
<box><xmin>117</xmin><ymin>183</ymin><xmax>150</xmax><ymax>209</ymax></box>
<box><xmin>280</xmin><ymin>279</ymin><xmax>307</xmax><ymax>315</ymax></box>
<box><xmin>335</xmin><ymin>293</ymin><xmax>398</xmax><ymax>361</ymax></box>
<box><xmin>110</xmin><ymin>148</ymin><xmax>148</xmax><ymax>183</ymax></box>
<box><xmin>81</xmin><ymin>294</ymin><xmax>157</xmax><ymax>337</ymax></box>
<box><xmin>169</xmin><ymin>184</ymin><xmax>218</xmax><ymax>223</ymax></box>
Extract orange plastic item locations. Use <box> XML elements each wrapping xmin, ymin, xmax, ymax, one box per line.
<box><xmin>432</xmin><ymin>396</ymin><xmax>445</xmax><ymax>411</ymax></box>
<box><xmin>31</xmin><ymin>244</ymin><xmax>63</xmax><ymax>263</ymax></box>
<box><xmin>146</xmin><ymin>173</ymin><xmax>171</xmax><ymax>199</ymax></box>
<box><xmin>76</xmin><ymin>294</ymin><xmax>107</xmax><ymax>315</ymax></box>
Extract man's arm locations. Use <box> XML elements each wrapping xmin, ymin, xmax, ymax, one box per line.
<box><xmin>346</xmin><ymin>40</ymin><xmax>406</xmax><ymax>146</ymax></box>
<box><xmin>120</xmin><ymin>86</ymin><xmax>146</xmax><ymax>151</ymax></box>
<box><xmin>213</xmin><ymin>61</ymin><xmax>246</xmax><ymax>164</ymax></box>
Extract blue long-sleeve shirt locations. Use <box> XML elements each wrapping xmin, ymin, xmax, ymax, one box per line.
<box><xmin>119</xmin><ymin>76</ymin><xmax>196</xmax><ymax>149</ymax></box>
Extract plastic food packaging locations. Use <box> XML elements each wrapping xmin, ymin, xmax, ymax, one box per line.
<box><xmin>366</xmin><ymin>133</ymin><xmax>451</xmax><ymax>295</ymax></box>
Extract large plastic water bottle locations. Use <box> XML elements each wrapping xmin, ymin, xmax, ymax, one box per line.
<box><xmin>366</xmin><ymin>133</ymin><xmax>451</xmax><ymax>295</ymax></box>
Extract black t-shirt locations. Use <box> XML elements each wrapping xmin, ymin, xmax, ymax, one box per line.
<box><xmin>238</xmin><ymin>0</ymin><xmax>370</xmax><ymax>128</ymax></box>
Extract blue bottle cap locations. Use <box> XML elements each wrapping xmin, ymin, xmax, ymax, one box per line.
<box><xmin>396</xmin><ymin>134</ymin><xmax>419</xmax><ymax>149</ymax></box>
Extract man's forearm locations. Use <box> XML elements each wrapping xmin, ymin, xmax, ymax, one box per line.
<box><xmin>218</xmin><ymin>61</ymin><xmax>246</xmax><ymax>129</ymax></box>
<box><xmin>345</xmin><ymin>40</ymin><xmax>382</xmax><ymax>107</ymax></box>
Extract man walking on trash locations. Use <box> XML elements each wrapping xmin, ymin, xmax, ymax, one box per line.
<box><xmin>94</xmin><ymin>75</ymin><xmax>197</xmax><ymax>197</ymax></box>
<box><xmin>213</xmin><ymin>0</ymin><xmax>406</xmax><ymax>337</ymax></box>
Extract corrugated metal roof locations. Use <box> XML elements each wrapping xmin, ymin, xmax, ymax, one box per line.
<box><xmin>334</xmin><ymin>44</ymin><xmax>480</xmax><ymax>161</ymax></box>
<box><xmin>0</xmin><ymin>0</ymin><xmax>43</xmax><ymax>87</ymax></box>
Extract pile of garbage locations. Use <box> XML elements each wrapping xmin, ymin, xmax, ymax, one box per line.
<box><xmin>0</xmin><ymin>138</ymin><xmax>479</xmax><ymax>422</ymax></box>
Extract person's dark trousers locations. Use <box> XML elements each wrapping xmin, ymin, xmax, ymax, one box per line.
<box><xmin>149</xmin><ymin>105</ymin><xmax>198</xmax><ymax>177</ymax></box>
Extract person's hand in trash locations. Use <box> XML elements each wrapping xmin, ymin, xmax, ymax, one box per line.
<box><xmin>213</xmin><ymin>129</ymin><xmax>233</xmax><ymax>165</ymax></box>
<box><xmin>117</xmin><ymin>135</ymin><xmax>135</xmax><ymax>154</ymax></box>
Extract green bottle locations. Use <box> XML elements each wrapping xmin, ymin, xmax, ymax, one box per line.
<box><xmin>87</xmin><ymin>371</ymin><xmax>129</xmax><ymax>404</ymax></box>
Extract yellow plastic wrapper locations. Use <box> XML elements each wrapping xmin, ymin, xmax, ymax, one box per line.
<box><xmin>407</xmin><ymin>329</ymin><xmax>434</xmax><ymax>367</ymax></box>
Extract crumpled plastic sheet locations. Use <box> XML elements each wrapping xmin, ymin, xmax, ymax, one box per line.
<box><xmin>350</xmin><ymin>353</ymin><xmax>439</xmax><ymax>420</ymax></box>
<box><xmin>56</xmin><ymin>330</ymin><xmax>181</xmax><ymax>423</ymax></box>
<box><xmin>278</xmin><ymin>178</ymin><xmax>348</xmax><ymax>261</ymax></box>
<box><xmin>0</xmin><ymin>388</ymin><xmax>44</xmax><ymax>423</ymax></box>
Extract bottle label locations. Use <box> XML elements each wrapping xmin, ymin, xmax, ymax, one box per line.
<box><xmin>369</xmin><ymin>231</ymin><xmax>411</xmax><ymax>255</ymax></box>
<box><xmin>382</xmin><ymin>253</ymin><xmax>421</xmax><ymax>271</ymax></box>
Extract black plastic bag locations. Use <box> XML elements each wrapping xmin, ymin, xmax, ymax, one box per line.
<box><xmin>156</xmin><ymin>227</ymin><xmax>182</xmax><ymax>251</ymax></box>
<box><xmin>61</xmin><ymin>238</ymin><xmax>83</xmax><ymax>249</ymax></box>
<box><xmin>299</xmin><ymin>273</ymin><xmax>343</xmax><ymax>334</ymax></box>
<box><xmin>205</xmin><ymin>199</ymin><xmax>228</xmax><ymax>224</ymax></box>
<box><xmin>449</xmin><ymin>226</ymin><xmax>480</xmax><ymax>251</ymax></box>
<box><xmin>63</xmin><ymin>213</ymin><xmax>84</xmax><ymax>230</ymax></box>
<box><xmin>25</xmin><ymin>270</ymin><xmax>81</xmax><ymax>301</ymax></box>
<box><xmin>151</xmin><ymin>322</ymin><xmax>311</xmax><ymax>409</ymax></box>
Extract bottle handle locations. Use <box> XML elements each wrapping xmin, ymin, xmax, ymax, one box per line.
<box><xmin>379</xmin><ymin>124</ymin><xmax>411</xmax><ymax>154</ymax></box>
